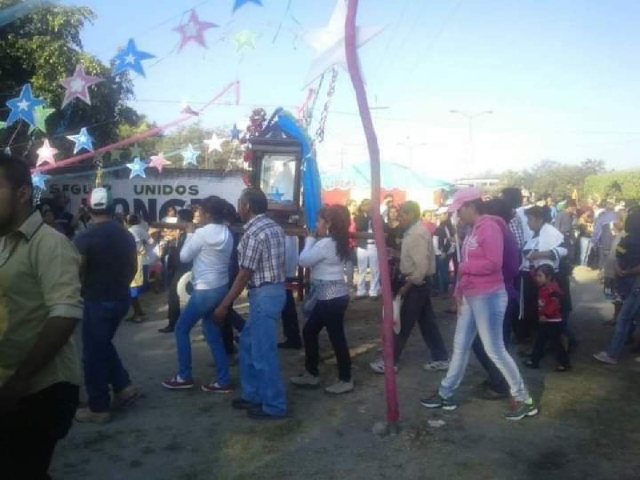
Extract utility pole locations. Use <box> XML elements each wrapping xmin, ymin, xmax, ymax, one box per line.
<box><xmin>449</xmin><ymin>110</ymin><xmax>493</xmax><ymax>174</ymax></box>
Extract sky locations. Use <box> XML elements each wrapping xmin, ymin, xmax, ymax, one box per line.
<box><xmin>68</xmin><ymin>0</ymin><xmax>640</xmax><ymax>180</ymax></box>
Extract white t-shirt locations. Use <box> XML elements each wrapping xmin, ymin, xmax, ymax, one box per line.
<box><xmin>299</xmin><ymin>237</ymin><xmax>345</xmax><ymax>281</ymax></box>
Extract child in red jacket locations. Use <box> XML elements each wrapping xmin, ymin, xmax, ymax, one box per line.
<box><xmin>525</xmin><ymin>264</ymin><xmax>571</xmax><ymax>371</ymax></box>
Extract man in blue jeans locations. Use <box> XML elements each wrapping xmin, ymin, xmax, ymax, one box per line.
<box><xmin>214</xmin><ymin>188</ymin><xmax>287</xmax><ymax>420</ymax></box>
<box><xmin>74</xmin><ymin>188</ymin><xmax>139</xmax><ymax>424</ymax></box>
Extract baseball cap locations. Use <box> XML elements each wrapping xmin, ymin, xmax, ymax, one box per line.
<box><xmin>448</xmin><ymin>187</ymin><xmax>482</xmax><ymax>213</ymax></box>
<box><xmin>89</xmin><ymin>187</ymin><xmax>112</xmax><ymax>210</ymax></box>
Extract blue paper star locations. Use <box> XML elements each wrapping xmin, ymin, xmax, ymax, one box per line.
<box><xmin>127</xmin><ymin>157</ymin><xmax>148</xmax><ymax>179</ymax></box>
<box><xmin>182</xmin><ymin>144</ymin><xmax>200</xmax><ymax>166</ymax></box>
<box><xmin>113</xmin><ymin>39</ymin><xmax>156</xmax><ymax>77</ymax></box>
<box><xmin>230</xmin><ymin>124</ymin><xmax>241</xmax><ymax>140</ymax></box>
<box><xmin>5</xmin><ymin>84</ymin><xmax>45</xmax><ymax>127</ymax></box>
<box><xmin>66</xmin><ymin>127</ymin><xmax>94</xmax><ymax>154</ymax></box>
<box><xmin>31</xmin><ymin>171</ymin><xmax>51</xmax><ymax>190</ymax></box>
<box><xmin>233</xmin><ymin>0</ymin><xmax>263</xmax><ymax>13</ymax></box>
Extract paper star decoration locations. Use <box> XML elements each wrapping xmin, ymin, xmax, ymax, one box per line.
<box><xmin>130</xmin><ymin>143</ymin><xmax>143</xmax><ymax>158</ymax></box>
<box><xmin>230</xmin><ymin>124</ymin><xmax>241</xmax><ymax>140</ymax></box>
<box><xmin>204</xmin><ymin>134</ymin><xmax>225</xmax><ymax>153</ymax></box>
<box><xmin>31</xmin><ymin>171</ymin><xmax>51</xmax><ymax>190</ymax></box>
<box><xmin>110</xmin><ymin>149</ymin><xmax>123</xmax><ymax>162</ymax></box>
<box><xmin>233</xmin><ymin>0</ymin><xmax>263</xmax><ymax>13</ymax></box>
<box><xmin>66</xmin><ymin>127</ymin><xmax>94</xmax><ymax>154</ymax></box>
<box><xmin>112</xmin><ymin>39</ymin><xmax>156</xmax><ymax>77</ymax></box>
<box><xmin>232</xmin><ymin>30</ymin><xmax>257</xmax><ymax>53</ymax></box>
<box><xmin>303</xmin><ymin>0</ymin><xmax>384</xmax><ymax>86</ymax></box>
<box><xmin>182</xmin><ymin>144</ymin><xmax>200</xmax><ymax>166</ymax></box>
<box><xmin>60</xmin><ymin>64</ymin><xmax>103</xmax><ymax>109</ymax></box>
<box><xmin>36</xmin><ymin>139</ymin><xmax>58</xmax><ymax>166</ymax></box>
<box><xmin>127</xmin><ymin>157</ymin><xmax>148</xmax><ymax>179</ymax></box>
<box><xmin>5</xmin><ymin>84</ymin><xmax>45</xmax><ymax>127</ymax></box>
<box><xmin>29</xmin><ymin>106</ymin><xmax>56</xmax><ymax>133</ymax></box>
<box><xmin>173</xmin><ymin>9</ymin><xmax>218</xmax><ymax>52</ymax></box>
<box><xmin>149</xmin><ymin>153</ymin><xmax>171</xmax><ymax>173</ymax></box>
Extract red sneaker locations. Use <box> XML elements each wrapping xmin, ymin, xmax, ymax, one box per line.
<box><xmin>162</xmin><ymin>375</ymin><xmax>194</xmax><ymax>390</ymax></box>
<box><xmin>201</xmin><ymin>382</ymin><xmax>233</xmax><ymax>394</ymax></box>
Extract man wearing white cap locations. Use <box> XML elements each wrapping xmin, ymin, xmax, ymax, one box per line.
<box><xmin>73</xmin><ymin>188</ymin><xmax>140</xmax><ymax>424</ymax></box>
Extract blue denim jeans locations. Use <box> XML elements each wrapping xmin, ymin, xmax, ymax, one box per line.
<box><xmin>240</xmin><ymin>283</ymin><xmax>287</xmax><ymax>416</ymax></box>
<box><xmin>82</xmin><ymin>300</ymin><xmax>132</xmax><ymax>412</ymax></box>
<box><xmin>606</xmin><ymin>280</ymin><xmax>640</xmax><ymax>358</ymax></box>
<box><xmin>439</xmin><ymin>289</ymin><xmax>529</xmax><ymax>402</ymax></box>
<box><xmin>437</xmin><ymin>255</ymin><xmax>450</xmax><ymax>294</ymax></box>
<box><xmin>175</xmin><ymin>286</ymin><xmax>229</xmax><ymax>385</ymax></box>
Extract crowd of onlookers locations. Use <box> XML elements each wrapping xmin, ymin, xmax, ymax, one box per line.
<box><xmin>4</xmin><ymin>146</ymin><xmax>640</xmax><ymax>478</ymax></box>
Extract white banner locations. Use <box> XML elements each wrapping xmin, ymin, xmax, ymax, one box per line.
<box><xmin>47</xmin><ymin>171</ymin><xmax>247</xmax><ymax>222</ymax></box>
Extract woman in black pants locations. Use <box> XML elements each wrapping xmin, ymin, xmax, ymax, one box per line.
<box><xmin>290</xmin><ymin>205</ymin><xmax>353</xmax><ymax>394</ymax></box>
<box><xmin>159</xmin><ymin>208</ymin><xmax>194</xmax><ymax>333</ymax></box>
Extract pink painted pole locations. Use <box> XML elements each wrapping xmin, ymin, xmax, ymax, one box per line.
<box><xmin>33</xmin><ymin>81</ymin><xmax>240</xmax><ymax>173</ymax></box>
<box><xmin>345</xmin><ymin>0</ymin><xmax>399</xmax><ymax>426</ymax></box>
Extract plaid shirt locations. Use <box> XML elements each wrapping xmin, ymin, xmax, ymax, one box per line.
<box><xmin>239</xmin><ymin>214</ymin><xmax>286</xmax><ymax>288</ymax></box>
<box><xmin>509</xmin><ymin>215</ymin><xmax>525</xmax><ymax>251</ymax></box>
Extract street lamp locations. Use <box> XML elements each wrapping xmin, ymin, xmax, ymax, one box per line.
<box><xmin>450</xmin><ymin>110</ymin><xmax>493</xmax><ymax>172</ymax></box>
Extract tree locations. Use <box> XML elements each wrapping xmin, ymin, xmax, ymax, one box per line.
<box><xmin>498</xmin><ymin>159</ymin><xmax>608</xmax><ymax>200</ymax></box>
<box><xmin>0</xmin><ymin>0</ymin><xmax>137</xmax><ymax>162</ymax></box>
<box><xmin>156</xmin><ymin>123</ymin><xmax>243</xmax><ymax>171</ymax></box>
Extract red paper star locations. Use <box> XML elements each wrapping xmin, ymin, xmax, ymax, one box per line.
<box><xmin>59</xmin><ymin>65</ymin><xmax>103</xmax><ymax>109</ymax></box>
<box><xmin>173</xmin><ymin>9</ymin><xmax>218</xmax><ymax>52</ymax></box>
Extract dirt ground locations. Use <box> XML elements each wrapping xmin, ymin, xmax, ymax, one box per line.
<box><xmin>51</xmin><ymin>268</ymin><xmax>640</xmax><ymax>480</ymax></box>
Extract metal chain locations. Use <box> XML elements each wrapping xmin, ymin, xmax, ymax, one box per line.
<box><xmin>314</xmin><ymin>67</ymin><xmax>339</xmax><ymax>144</ymax></box>
<box><xmin>305</xmin><ymin>72</ymin><xmax>325</xmax><ymax>128</ymax></box>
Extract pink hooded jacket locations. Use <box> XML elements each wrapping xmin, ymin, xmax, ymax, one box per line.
<box><xmin>455</xmin><ymin>215</ymin><xmax>506</xmax><ymax>297</ymax></box>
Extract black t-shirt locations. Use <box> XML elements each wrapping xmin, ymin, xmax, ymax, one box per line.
<box><xmin>74</xmin><ymin>220</ymin><xmax>137</xmax><ymax>301</ymax></box>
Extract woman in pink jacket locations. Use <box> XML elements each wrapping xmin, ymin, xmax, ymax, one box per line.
<box><xmin>421</xmin><ymin>188</ymin><xmax>537</xmax><ymax>421</ymax></box>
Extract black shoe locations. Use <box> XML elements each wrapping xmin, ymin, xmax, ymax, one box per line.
<box><xmin>278</xmin><ymin>340</ymin><xmax>302</xmax><ymax>350</ymax></box>
<box><xmin>247</xmin><ymin>407</ymin><xmax>286</xmax><ymax>421</ymax></box>
<box><xmin>158</xmin><ymin>326</ymin><xmax>174</xmax><ymax>333</ymax></box>
<box><xmin>232</xmin><ymin>398</ymin><xmax>260</xmax><ymax>411</ymax></box>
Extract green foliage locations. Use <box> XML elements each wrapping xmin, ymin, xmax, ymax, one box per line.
<box><xmin>156</xmin><ymin>123</ymin><xmax>243</xmax><ymax>171</ymax></box>
<box><xmin>498</xmin><ymin>159</ymin><xmax>607</xmax><ymax>199</ymax></box>
<box><xmin>0</xmin><ymin>0</ymin><xmax>136</xmax><ymax>161</ymax></box>
<box><xmin>584</xmin><ymin>170</ymin><xmax>640</xmax><ymax>201</ymax></box>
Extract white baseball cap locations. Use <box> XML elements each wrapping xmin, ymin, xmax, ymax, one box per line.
<box><xmin>89</xmin><ymin>187</ymin><xmax>112</xmax><ymax>210</ymax></box>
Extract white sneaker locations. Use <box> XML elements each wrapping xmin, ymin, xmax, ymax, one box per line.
<box><xmin>424</xmin><ymin>361</ymin><xmax>450</xmax><ymax>372</ymax></box>
<box><xmin>369</xmin><ymin>359</ymin><xmax>398</xmax><ymax>374</ymax></box>
<box><xmin>593</xmin><ymin>352</ymin><xmax>618</xmax><ymax>365</ymax></box>
<box><xmin>325</xmin><ymin>380</ymin><xmax>354</xmax><ymax>394</ymax></box>
<box><xmin>290</xmin><ymin>372</ymin><xmax>320</xmax><ymax>387</ymax></box>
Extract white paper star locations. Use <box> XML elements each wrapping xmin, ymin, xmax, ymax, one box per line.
<box><xmin>36</xmin><ymin>139</ymin><xmax>58</xmax><ymax>166</ymax></box>
<box><xmin>303</xmin><ymin>0</ymin><xmax>384</xmax><ymax>86</ymax></box>
<box><xmin>17</xmin><ymin>99</ymin><xmax>30</xmax><ymax>110</ymax></box>
<box><xmin>204</xmin><ymin>134</ymin><xmax>225</xmax><ymax>153</ymax></box>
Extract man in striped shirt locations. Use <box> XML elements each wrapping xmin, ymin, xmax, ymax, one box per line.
<box><xmin>214</xmin><ymin>188</ymin><xmax>287</xmax><ymax>420</ymax></box>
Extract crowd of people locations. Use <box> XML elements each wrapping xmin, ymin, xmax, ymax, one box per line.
<box><xmin>2</xmin><ymin>149</ymin><xmax>640</xmax><ymax>478</ymax></box>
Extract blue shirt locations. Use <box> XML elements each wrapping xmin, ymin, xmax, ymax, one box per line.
<box><xmin>74</xmin><ymin>221</ymin><xmax>136</xmax><ymax>301</ymax></box>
